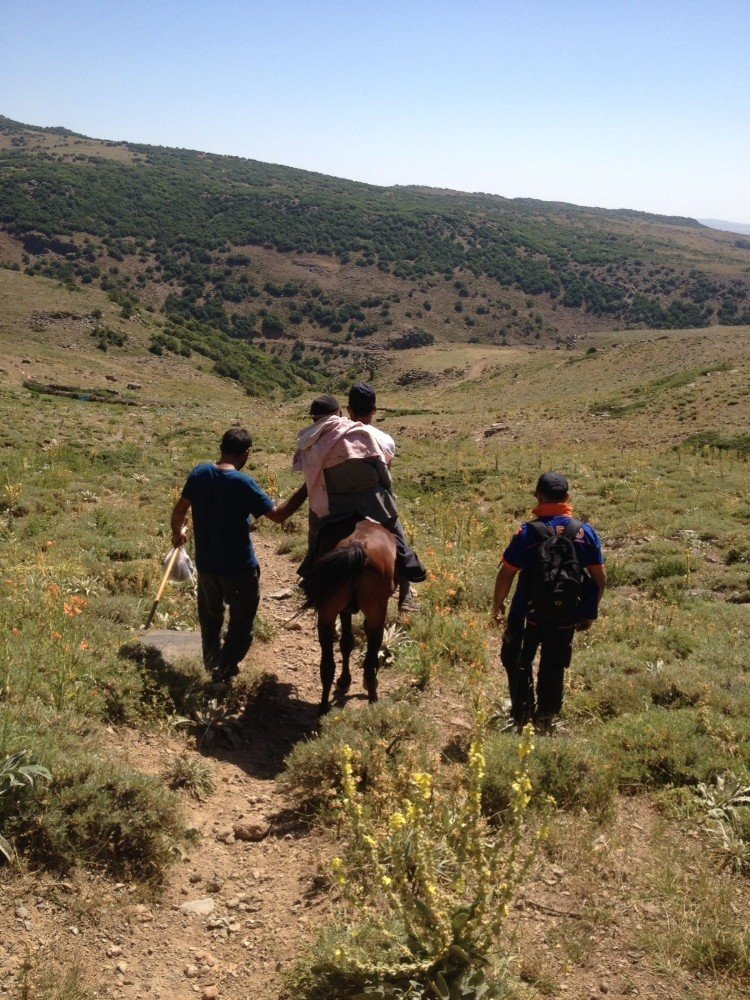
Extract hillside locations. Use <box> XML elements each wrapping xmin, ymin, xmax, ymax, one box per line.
<box><xmin>1</xmin><ymin>260</ymin><xmax>749</xmax><ymax>998</ymax></box>
<box><xmin>2</xmin><ymin>115</ymin><xmax>750</xmax><ymax>376</ymax></box>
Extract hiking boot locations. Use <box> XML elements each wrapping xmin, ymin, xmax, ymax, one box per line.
<box><xmin>398</xmin><ymin>587</ymin><xmax>421</xmax><ymax>613</ymax></box>
<box><xmin>533</xmin><ymin>714</ymin><xmax>555</xmax><ymax>735</ymax></box>
<box><xmin>211</xmin><ymin>664</ymin><xmax>239</xmax><ymax>684</ymax></box>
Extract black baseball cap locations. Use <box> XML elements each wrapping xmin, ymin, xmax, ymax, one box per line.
<box><xmin>348</xmin><ymin>382</ymin><xmax>377</xmax><ymax>415</ymax></box>
<box><xmin>309</xmin><ymin>394</ymin><xmax>341</xmax><ymax>417</ymax></box>
<box><xmin>535</xmin><ymin>472</ymin><xmax>569</xmax><ymax>500</ymax></box>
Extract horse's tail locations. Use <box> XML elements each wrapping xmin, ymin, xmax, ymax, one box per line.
<box><xmin>301</xmin><ymin>542</ymin><xmax>367</xmax><ymax>609</ymax></box>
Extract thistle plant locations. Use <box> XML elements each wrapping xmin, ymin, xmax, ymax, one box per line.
<box><xmin>319</xmin><ymin>721</ymin><xmax>550</xmax><ymax>995</ymax></box>
<box><xmin>2</xmin><ymin>480</ymin><xmax>22</xmax><ymax>530</ymax></box>
<box><xmin>696</xmin><ymin>773</ymin><xmax>750</xmax><ymax>823</ymax></box>
<box><xmin>696</xmin><ymin>773</ymin><xmax>750</xmax><ymax>875</ymax></box>
<box><xmin>0</xmin><ymin>751</ymin><xmax>52</xmax><ymax>863</ymax></box>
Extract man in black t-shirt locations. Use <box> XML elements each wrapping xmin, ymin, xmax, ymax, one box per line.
<box><xmin>171</xmin><ymin>428</ymin><xmax>305</xmax><ymax>682</ymax></box>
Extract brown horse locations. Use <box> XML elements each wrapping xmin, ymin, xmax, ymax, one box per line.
<box><xmin>300</xmin><ymin>517</ymin><xmax>398</xmax><ymax>714</ymax></box>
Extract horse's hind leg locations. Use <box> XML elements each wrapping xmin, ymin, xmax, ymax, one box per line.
<box><xmin>317</xmin><ymin>613</ymin><xmax>337</xmax><ymax>715</ymax></box>
<box><xmin>362</xmin><ymin>619</ymin><xmax>385</xmax><ymax>704</ymax></box>
<box><xmin>336</xmin><ymin>612</ymin><xmax>354</xmax><ymax>692</ymax></box>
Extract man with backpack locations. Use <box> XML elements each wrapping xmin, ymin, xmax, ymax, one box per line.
<box><xmin>492</xmin><ymin>472</ymin><xmax>606</xmax><ymax>732</ymax></box>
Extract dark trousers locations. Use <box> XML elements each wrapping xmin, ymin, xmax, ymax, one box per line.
<box><xmin>391</xmin><ymin>518</ymin><xmax>427</xmax><ymax>582</ymax></box>
<box><xmin>197</xmin><ymin>568</ymin><xmax>260</xmax><ymax>674</ymax></box>
<box><xmin>500</xmin><ymin>615</ymin><xmax>575</xmax><ymax>724</ymax></box>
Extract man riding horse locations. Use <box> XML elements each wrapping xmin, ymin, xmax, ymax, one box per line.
<box><xmin>292</xmin><ymin>392</ymin><xmax>426</xmax><ymax>711</ymax></box>
<box><xmin>293</xmin><ymin>393</ymin><xmax>427</xmax><ymax>598</ymax></box>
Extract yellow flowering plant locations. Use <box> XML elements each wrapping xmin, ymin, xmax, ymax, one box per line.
<box><xmin>319</xmin><ymin>721</ymin><xmax>550</xmax><ymax>996</ymax></box>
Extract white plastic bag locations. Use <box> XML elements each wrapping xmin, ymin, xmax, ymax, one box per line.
<box><xmin>163</xmin><ymin>547</ymin><xmax>196</xmax><ymax>583</ymax></box>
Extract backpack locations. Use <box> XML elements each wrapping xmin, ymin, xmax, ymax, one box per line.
<box><xmin>523</xmin><ymin>519</ymin><xmax>583</xmax><ymax>625</ymax></box>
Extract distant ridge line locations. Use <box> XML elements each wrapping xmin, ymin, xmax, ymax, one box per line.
<box><xmin>699</xmin><ymin>218</ymin><xmax>750</xmax><ymax>237</ymax></box>
<box><xmin>1</xmin><ymin>113</ymin><xmax>702</xmax><ymax>227</ymax></box>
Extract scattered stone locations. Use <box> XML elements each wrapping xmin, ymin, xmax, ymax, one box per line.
<box><xmin>105</xmin><ymin>374</ymin><xmax>118</xmax><ymax>382</ymax></box>
<box><xmin>126</xmin><ymin>629</ymin><xmax>203</xmax><ymax>664</ymax></box>
<box><xmin>15</xmin><ymin>906</ymin><xmax>29</xmax><ymax>920</ymax></box>
<box><xmin>233</xmin><ymin>819</ymin><xmax>270</xmax><ymax>843</ymax></box>
<box><xmin>180</xmin><ymin>898</ymin><xmax>216</xmax><ymax>916</ymax></box>
<box><xmin>203</xmin><ymin>987</ymin><xmax>219</xmax><ymax>1000</ymax></box>
<box><xmin>215</xmin><ymin>828</ymin><xmax>235</xmax><ymax>845</ymax></box>
<box><xmin>185</xmin><ymin>964</ymin><xmax>200</xmax><ymax>978</ymax></box>
<box><xmin>126</xmin><ymin>381</ymin><xmax>142</xmax><ymax>390</ymax></box>
<box><xmin>205</xmin><ymin>878</ymin><xmax>224</xmax><ymax>893</ymax></box>
<box><xmin>483</xmin><ymin>422</ymin><xmax>511</xmax><ymax>438</ymax></box>
<box><xmin>269</xmin><ymin>588</ymin><xmax>293</xmax><ymax>599</ymax></box>
<box><xmin>189</xmin><ymin>872</ymin><xmax>203</xmax><ymax>884</ymax></box>
<box><xmin>115</xmin><ymin>962</ymin><xmax>128</xmax><ymax>974</ymax></box>
<box><xmin>107</xmin><ymin>945</ymin><xmax>123</xmax><ymax>958</ymax></box>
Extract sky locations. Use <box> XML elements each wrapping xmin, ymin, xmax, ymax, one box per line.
<box><xmin>4</xmin><ymin>0</ymin><xmax>750</xmax><ymax>221</ymax></box>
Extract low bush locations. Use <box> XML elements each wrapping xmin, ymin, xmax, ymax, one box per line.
<box><xmin>592</xmin><ymin>708</ymin><xmax>749</xmax><ymax>791</ymax></box>
<box><xmin>483</xmin><ymin>732</ymin><xmax>616</xmax><ymax>818</ymax></box>
<box><xmin>285</xmin><ymin>724</ymin><xmax>545</xmax><ymax>999</ymax></box>
<box><xmin>0</xmin><ymin>706</ymin><xmax>185</xmax><ymax>882</ymax></box>
<box><xmin>281</xmin><ymin>697</ymin><xmax>434</xmax><ymax>817</ymax></box>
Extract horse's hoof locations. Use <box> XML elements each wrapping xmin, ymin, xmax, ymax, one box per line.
<box><xmin>335</xmin><ymin>675</ymin><xmax>352</xmax><ymax>693</ymax></box>
<box><xmin>318</xmin><ymin>702</ymin><xmax>331</xmax><ymax>716</ymax></box>
<box><xmin>367</xmin><ymin>693</ymin><xmax>378</xmax><ymax>705</ymax></box>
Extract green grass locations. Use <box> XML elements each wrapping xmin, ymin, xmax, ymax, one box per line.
<box><xmin>1</xmin><ymin>264</ymin><xmax>749</xmax><ymax>994</ymax></box>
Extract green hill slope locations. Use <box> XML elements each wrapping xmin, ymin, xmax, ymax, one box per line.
<box><xmin>2</xmin><ymin>115</ymin><xmax>750</xmax><ymax>362</ymax></box>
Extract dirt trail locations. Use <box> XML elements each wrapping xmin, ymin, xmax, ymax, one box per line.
<box><xmin>4</xmin><ymin>536</ymin><xmax>744</xmax><ymax>999</ymax></box>
<box><xmin>2</xmin><ymin>533</ymin><xmax>391</xmax><ymax>1000</ymax></box>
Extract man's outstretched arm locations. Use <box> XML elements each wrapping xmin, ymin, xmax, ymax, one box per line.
<box><xmin>263</xmin><ymin>483</ymin><xmax>308</xmax><ymax>524</ymax></box>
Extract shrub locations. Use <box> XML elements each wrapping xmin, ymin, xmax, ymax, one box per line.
<box><xmin>648</xmin><ymin>555</ymin><xmax>689</xmax><ymax>581</ymax></box>
<box><xmin>281</xmin><ymin>698</ymin><xmax>434</xmax><ymax>817</ymax></box>
<box><xmin>165</xmin><ymin>753</ymin><xmax>216</xmax><ymax>800</ymax></box>
<box><xmin>483</xmin><ymin>732</ymin><xmax>616</xmax><ymax>818</ymax></box>
<box><xmin>592</xmin><ymin>708</ymin><xmax>745</xmax><ymax>791</ymax></box>
<box><xmin>0</xmin><ymin>707</ymin><xmax>185</xmax><ymax>881</ymax></box>
<box><xmin>286</xmin><ymin>724</ymin><xmax>546</xmax><ymax>999</ymax></box>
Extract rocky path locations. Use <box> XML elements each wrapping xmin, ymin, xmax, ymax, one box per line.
<box><xmin>2</xmin><ymin>531</ymin><xmax>395</xmax><ymax>1000</ymax></box>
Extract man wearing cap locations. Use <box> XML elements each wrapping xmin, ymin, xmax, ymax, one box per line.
<box><xmin>491</xmin><ymin>472</ymin><xmax>606</xmax><ymax>731</ymax></box>
<box><xmin>171</xmin><ymin>427</ymin><xmax>307</xmax><ymax>683</ymax></box>
<box><xmin>347</xmin><ymin>383</ymin><xmax>423</xmax><ymax>609</ymax></box>
<box><xmin>293</xmin><ymin>394</ymin><xmax>426</xmax><ymax>592</ymax></box>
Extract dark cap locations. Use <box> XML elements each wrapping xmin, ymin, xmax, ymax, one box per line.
<box><xmin>535</xmin><ymin>471</ymin><xmax>569</xmax><ymax>500</ymax></box>
<box><xmin>309</xmin><ymin>394</ymin><xmax>340</xmax><ymax>417</ymax></box>
<box><xmin>348</xmin><ymin>382</ymin><xmax>377</xmax><ymax>416</ymax></box>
